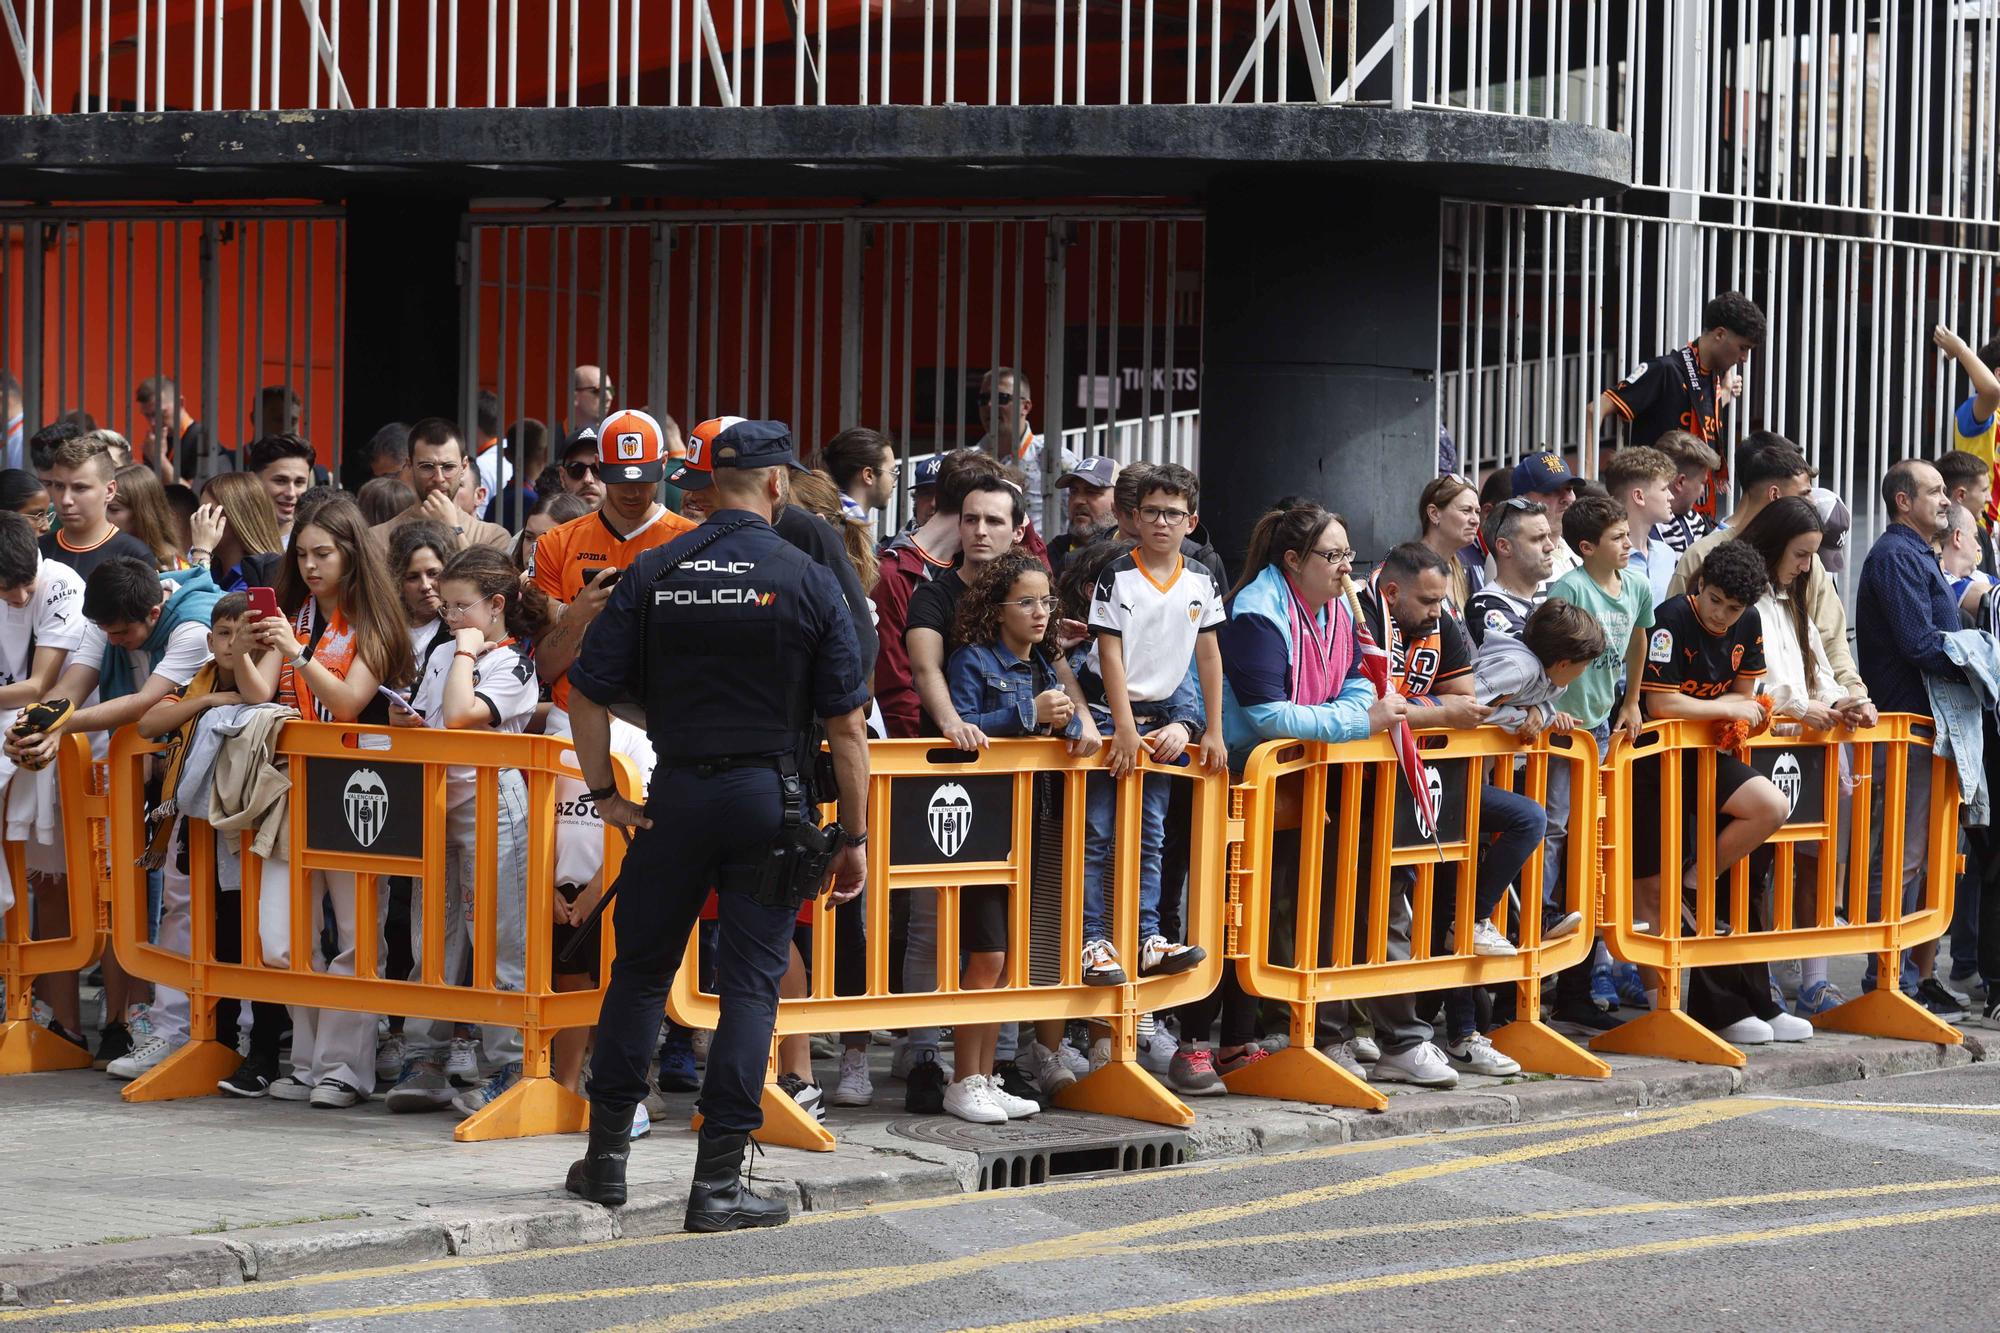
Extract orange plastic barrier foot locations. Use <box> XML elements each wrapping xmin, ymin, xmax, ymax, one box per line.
<box><xmin>1217</xmin><ymin>1043</ymin><xmax>1387</xmax><ymax>1111</ymax></box>
<box><xmin>1812</xmin><ymin>987</ymin><xmax>1965</xmax><ymax>1046</ymax></box>
<box><xmin>454</xmin><ymin>1075</ymin><xmax>591</xmax><ymax>1143</ymax></box>
<box><xmin>1490</xmin><ymin>1019</ymin><xmax>1612</xmax><ymax>1079</ymax></box>
<box><xmin>120</xmin><ymin>1039</ymin><xmax>242</xmax><ymax>1102</ymax></box>
<box><xmin>1588</xmin><ymin>1008</ymin><xmax>1746</xmax><ymax>1067</ymax></box>
<box><xmin>694</xmin><ymin>1086</ymin><xmax>838</xmax><ymax>1152</ymax></box>
<box><xmin>1054</xmin><ymin>1058</ymin><xmax>1194</xmax><ymax>1127</ymax></box>
<box><xmin>0</xmin><ymin>1018</ymin><xmax>94</xmax><ymax>1075</ymax></box>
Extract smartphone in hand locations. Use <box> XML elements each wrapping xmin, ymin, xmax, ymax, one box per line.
<box><xmin>247</xmin><ymin>586</ymin><xmax>281</xmax><ymax>621</ymax></box>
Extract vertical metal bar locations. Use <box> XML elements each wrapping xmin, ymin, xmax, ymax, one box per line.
<box><xmin>839</xmin><ymin>220</ymin><xmax>862</xmax><ymax>432</ymax></box>
<box><xmin>494</xmin><ymin>227</ymin><xmax>508</xmax><ymax>444</ymax></box>
<box><xmin>811</xmin><ymin>221</ymin><xmax>825</xmax><ymax>448</ymax></box>
<box><xmin>955</xmin><ymin>220</ymin><xmax>968</xmax><ymax>450</ymax></box>
<box><xmin>51</xmin><ymin>223</ymin><xmax>64</xmax><ymax>417</ymax></box>
<box><xmin>303</xmin><ymin>219</ymin><xmax>317</xmax><ymax>451</ymax></box>
<box><xmin>1137</xmin><ymin>221</ymin><xmax>1155</xmax><ymax>458</ymax></box>
<box><xmin>740</xmin><ymin>224</ymin><xmax>754</xmax><ymax>410</ymax></box>
<box><xmin>18</xmin><ymin>221</ymin><xmax>39</xmax><ymax>436</ymax></box>
<box><xmin>1084</xmin><ymin>221</ymin><xmax>1099</xmax><ymax>449</ymax></box>
<box><xmin>616</xmin><ymin>225</ymin><xmax>632</xmax><ymax>424</ymax></box>
<box><xmin>201</xmin><ymin>221</ymin><xmax>221</xmax><ymax>484</ymax></box>
<box><xmin>548</xmin><ymin>226</ymin><xmax>562</xmax><ymax>434</ymax></box>
<box><xmin>898</xmin><ymin>220</ymin><xmax>915</xmax><ymax>468</ymax></box>
<box><xmin>704</xmin><ymin>225</ymin><xmax>721</xmax><ymax>414</ymax></box>
<box><xmin>464</xmin><ymin>223</ymin><xmax>483</xmax><ymax>507</ymax></box>
<box><xmin>877</xmin><ymin>223</ymin><xmax>893</xmax><ymax>427</ymax></box>
<box><xmin>759</xmin><ymin>224</ymin><xmax>773</xmax><ymax>418</ymax></box>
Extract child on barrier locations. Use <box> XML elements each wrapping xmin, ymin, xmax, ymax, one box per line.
<box><xmin>1733</xmin><ymin>497</ymin><xmax>1872</xmax><ymax>1019</ymax></box>
<box><xmin>1636</xmin><ymin>539</ymin><xmax>1810</xmax><ymax>1045</ymax></box>
<box><xmin>1542</xmin><ymin>495</ymin><xmax>1654</xmax><ymax>1033</ymax></box>
<box><xmin>135</xmin><ymin>594</ymin><xmax>290</xmax><ymax>1095</ymax></box>
<box><xmin>389</xmin><ymin>545</ymin><xmax>544</xmax><ymax>1119</ymax></box>
<box><xmin>1080</xmin><ymin>463</ymin><xmax>1224</xmax><ymax>989</ymax></box>
<box><xmin>239</xmin><ymin>495</ymin><xmax>415</xmax><ymax>1107</ymax></box>
<box><xmin>939</xmin><ymin>548</ymin><xmax>1099</xmax><ymax>1123</ymax></box>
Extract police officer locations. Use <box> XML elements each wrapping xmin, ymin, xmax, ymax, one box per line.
<box><xmin>562</xmin><ymin>418</ymin><xmax>871</xmax><ymax>1232</ymax></box>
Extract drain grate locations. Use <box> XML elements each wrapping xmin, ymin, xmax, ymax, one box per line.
<box><xmin>887</xmin><ymin>1111</ymin><xmax>1188</xmax><ymax>1191</ymax></box>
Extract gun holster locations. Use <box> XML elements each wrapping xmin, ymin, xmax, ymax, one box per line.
<box><xmin>717</xmin><ymin>763</ymin><xmax>844</xmax><ymax>913</ymax></box>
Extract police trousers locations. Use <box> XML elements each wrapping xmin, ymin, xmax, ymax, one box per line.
<box><xmin>588</xmin><ymin>764</ymin><xmax>794</xmax><ymax>1135</ymax></box>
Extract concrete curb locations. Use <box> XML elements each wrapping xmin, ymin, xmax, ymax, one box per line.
<box><xmin>1</xmin><ymin>1033</ymin><xmax>1982</xmax><ymax>1309</ymax></box>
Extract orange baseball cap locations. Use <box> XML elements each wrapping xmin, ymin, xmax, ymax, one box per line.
<box><xmin>596</xmin><ymin>408</ymin><xmax>670</xmax><ymax>484</ymax></box>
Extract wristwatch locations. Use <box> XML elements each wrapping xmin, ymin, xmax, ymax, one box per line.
<box><xmin>841</xmin><ymin>829</ymin><xmax>869</xmax><ymax>848</ymax></box>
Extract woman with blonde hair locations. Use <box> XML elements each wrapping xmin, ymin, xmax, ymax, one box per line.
<box><xmin>189</xmin><ymin>471</ymin><xmax>285</xmax><ymax>592</ymax></box>
<box><xmin>790</xmin><ymin>469</ymin><xmax>878</xmax><ymax>593</ymax></box>
<box><xmin>109</xmin><ymin>462</ymin><xmax>190</xmax><ymax>571</ymax></box>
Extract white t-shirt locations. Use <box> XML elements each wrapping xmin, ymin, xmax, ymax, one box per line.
<box><xmin>76</xmin><ymin>618</ymin><xmax>213</xmax><ymax>692</ymax></box>
<box><xmin>0</xmin><ymin>559</ymin><xmax>88</xmax><ymax>688</ymax></box>
<box><xmin>1088</xmin><ymin>551</ymin><xmax>1225</xmax><ymax>703</ymax></box>
<box><xmin>554</xmin><ymin>717</ymin><xmax>657</xmax><ymax>890</ymax></box>
<box><xmin>408</xmin><ymin>637</ymin><xmax>540</xmax><ymax>808</ymax></box>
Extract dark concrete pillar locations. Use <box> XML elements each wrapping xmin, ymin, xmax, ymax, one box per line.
<box><xmin>339</xmin><ymin>193</ymin><xmax>463</xmax><ymax>490</ymax></box>
<box><xmin>1199</xmin><ymin>178</ymin><xmax>1441</xmax><ymax>573</ymax></box>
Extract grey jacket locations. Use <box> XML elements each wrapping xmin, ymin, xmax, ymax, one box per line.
<box><xmin>1475</xmin><ymin>633</ymin><xmax>1564</xmax><ymax>734</ymax></box>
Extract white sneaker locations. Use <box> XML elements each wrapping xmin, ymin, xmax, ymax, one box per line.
<box><xmin>1138</xmin><ymin>1014</ymin><xmax>1177</xmax><ymax>1075</ymax></box>
<box><xmin>1766</xmin><ymin>1012</ymin><xmax>1814</xmax><ymax>1043</ymax></box>
<box><xmin>1450</xmin><ymin>919</ymin><xmax>1518</xmax><ymax>958</ymax></box>
<box><xmin>1056</xmin><ymin>1037</ymin><xmax>1091</xmax><ymax>1077</ymax></box>
<box><xmin>1081</xmin><ymin>939</ymin><xmax>1127</xmax><ymax>986</ymax></box>
<box><xmin>444</xmin><ymin>1037</ymin><xmax>480</xmax><ymax>1087</ymax></box>
<box><xmin>106</xmin><ymin>1034</ymin><xmax>178</xmax><ymax>1081</ymax></box>
<box><xmin>1028</xmin><ymin>1040</ymin><xmax>1078</xmax><ymax>1096</ymax></box>
<box><xmin>986</xmin><ymin>1075</ymin><xmax>1042</xmax><ymax>1119</ymax></box>
<box><xmin>1444</xmin><ymin>1032</ymin><xmax>1521</xmax><ymax>1077</ymax></box>
<box><xmin>1139</xmin><ymin>934</ymin><xmax>1207</xmax><ymax>976</ymax></box>
<box><xmin>942</xmin><ymin>1074</ymin><xmax>1009</xmax><ymax>1124</ymax></box>
<box><xmin>1716</xmin><ymin>1015</ymin><xmax>1774</xmax><ymax>1045</ymax></box>
<box><xmin>1350</xmin><ymin>1034</ymin><xmax>1381</xmax><ymax>1064</ymax></box>
<box><xmin>630</xmin><ymin>1102</ymin><xmax>653</xmax><ymax>1140</ymax></box>
<box><xmin>1543</xmin><ymin>910</ymin><xmax>1584</xmax><ymax>941</ymax></box>
<box><xmin>1087</xmin><ymin>1035</ymin><xmax>1112</xmax><ymax>1072</ymax></box>
<box><xmin>268</xmin><ymin>1073</ymin><xmax>315</xmax><ymax>1101</ymax></box>
<box><xmin>375</xmin><ymin>1033</ymin><xmax>406</xmax><ymax>1081</ymax></box>
<box><xmin>1369</xmin><ymin>1041</ymin><xmax>1460</xmax><ymax>1088</ymax></box>
<box><xmin>1321</xmin><ymin>1041</ymin><xmax>1366</xmax><ymax>1079</ymax></box>
<box><xmin>831</xmin><ymin>1047</ymin><xmax>874</xmax><ymax>1106</ymax></box>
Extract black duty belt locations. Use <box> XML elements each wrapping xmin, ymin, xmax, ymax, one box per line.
<box><xmin>671</xmin><ymin>755</ymin><xmax>790</xmax><ymax>777</ymax></box>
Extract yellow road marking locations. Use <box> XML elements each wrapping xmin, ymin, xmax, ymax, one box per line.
<box><xmin>1756</xmin><ymin>1096</ymin><xmax>2000</xmax><ymax>1116</ymax></box>
<box><xmin>0</xmin><ymin>1105</ymin><xmax>1678</xmax><ymax>1327</ymax></box>
<box><xmin>595</xmin><ymin>1101</ymin><xmax>1759</xmax><ymax>1333</ymax></box>
<box><xmin>50</xmin><ymin>1106</ymin><xmax>1989</xmax><ymax>1333</ymax></box>
<box><xmin>951</xmin><ymin>1200</ymin><xmax>2000</xmax><ymax>1333</ymax></box>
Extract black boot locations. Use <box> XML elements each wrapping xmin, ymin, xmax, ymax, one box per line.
<box><xmin>565</xmin><ymin>1102</ymin><xmax>634</xmax><ymax>1206</ymax></box>
<box><xmin>684</xmin><ymin>1131</ymin><xmax>790</xmax><ymax>1232</ymax></box>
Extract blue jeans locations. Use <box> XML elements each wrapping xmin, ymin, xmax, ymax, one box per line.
<box><xmin>1864</xmin><ymin>741</ymin><xmax>1935</xmax><ymax>995</ymax></box>
<box><xmin>1441</xmin><ymin>785</ymin><xmax>1549</xmax><ymax>1040</ymax></box>
<box><xmin>1084</xmin><ymin>769</ymin><xmax>1173</xmax><ymax>946</ymax></box>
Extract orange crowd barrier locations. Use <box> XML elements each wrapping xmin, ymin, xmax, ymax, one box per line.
<box><xmin>1</xmin><ymin>737</ymin><xmax>112</xmax><ymax>1075</ymax></box>
<box><xmin>1596</xmin><ymin>716</ymin><xmax>1964</xmax><ymax>1067</ymax></box>
<box><xmin>96</xmin><ymin>720</ymin><xmax>637</xmax><ymax>1141</ymax></box>
<box><xmin>667</xmin><ymin>737</ymin><xmax>1231</xmax><ymax>1151</ymax></box>
<box><xmin>1227</xmin><ymin>726</ymin><xmax>1607</xmax><ymax>1111</ymax></box>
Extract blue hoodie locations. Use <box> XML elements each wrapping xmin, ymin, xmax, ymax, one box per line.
<box><xmin>1219</xmin><ymin>563</ymin><xmax>1376</xmax><ymax>772</ymax></box>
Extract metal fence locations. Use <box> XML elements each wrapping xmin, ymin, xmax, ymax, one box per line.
<box><xmin>1439</xmin><ymin>3</ymin><xmax>2000</xmax><ymax>587</ymax></box>
<box><xmin>0</xmin><ymin>207</ymin><xmax>342</xmax><ymax>478</ymax></box>
<box><xmin>0</xmin><ymin>1</ymin><xmax>1570</xmax><ymax>114</ymax></box>
<box><xmin>464</xmin><ymin>207</ymin><xmax>1200</xmax><ymax>528</ymax></box>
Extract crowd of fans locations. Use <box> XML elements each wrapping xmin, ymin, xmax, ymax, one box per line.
<box><xmin>5</xmin><ymin>299</ymin><xmax>2000</xmax><ymax>1133</ymax></box>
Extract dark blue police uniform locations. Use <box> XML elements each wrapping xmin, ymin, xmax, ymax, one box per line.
<box><xmin>568</xmin><ymin>505</ymin><xmax>868</xmax><ymax>1136</ymax></box>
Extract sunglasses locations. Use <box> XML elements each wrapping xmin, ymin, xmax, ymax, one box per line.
<box><xmin>978</xmin><ymin>391</ymin><xmax>1016</xmax><ymax>406</ymax></box>
<box><xmin>564</xmin><ymin>461</ymin><xmax>603</xmax><ymax>481</ymax></box>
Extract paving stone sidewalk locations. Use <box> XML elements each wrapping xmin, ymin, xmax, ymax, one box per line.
<box><xmin>0</xmin><ymin>1029</ymin><xmax>1982</xmax><ymax>1307</ymax></box>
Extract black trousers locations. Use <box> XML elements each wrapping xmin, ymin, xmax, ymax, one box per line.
<box><xmin>213</xmin><ymin>885</ymin><xmax>286</xmax><ymax>1065</ymax></box>
<box><xmin>588</xmin><ymin>765</ymin><xmax>797</xmax><ymax>1135</ymax></box>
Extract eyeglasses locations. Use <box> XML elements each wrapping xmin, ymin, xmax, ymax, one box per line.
<box><xmin>1005</xmin><ymin>595</ymin><xmax>1061</xmax><ymax>613</ymax></box>
<box><xmin>1310</xmin><ymin>546</ymin><xmax>1356</xmax><ymax>566</ymax></box>
<box><xmin>978</xmin><ymin>391</ymin><xmax>1016</xmax><ymax>407</ymax></box>
<box><xmin>441</xmin><ymin>601</ymin><xmax>486</xmax><ymax>620</ymax></box>
<box><xmin>1139</xmin><ymin>505</ymin><xmax>1190</xmax><ymax>525</ymax></box>
<box><xmin>564</xmin><ymin>461</ymin><xmax>603</xmax><ymax>481</ymax></box>
<box><xmin>413</xmin><ymin>460</ymin><xmax>462</xmax><ymax>478</ymax></box>
<box><xmin>573</xmin><ymin>382</ymin><xmax>608</xmax><ymax>396</ymax></box>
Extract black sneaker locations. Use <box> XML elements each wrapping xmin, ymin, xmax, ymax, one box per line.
<box><xmin>1915</xmin><ymin>978</ymin><xmax>1967</xmax><ymax>1022</ymax></box>
<box><xmin>904</xmin><ymin>1051</ymin><xmax>948</xmax><ymax>1115</ymax></box>
<box><xmin>219</xmin><ymin>1058</ymin><xmax>275</xmax><ymax>1098</ymax></box>
<box><xmin>1982</xmin><ymin>997</ymin><xmax>2000</xmax><ymax>1030</ymax></box>
<box><xmin>991</xmin><ymin>1059</ymin><xmax>1045</xmax><ymax>1112</ymax></box>
<box><xmin>1549</xmin><ymin>1001</ymin><xmax>1625</xmax><ymax>1037</ymax></box>
<box><xmin>93</xmin><ymin>1020</ymin><xmax>132</xmax><ymax>1071</ymax></box>
<box><xmin>44</xmin><ymin>1018</ymin><xmax>89</xmax><ymax>1053</ymax></box>
<box><xmin>775</xmin><ymin>1071</ymin><xmax>826</xmax><ymax>1123</ymax></box>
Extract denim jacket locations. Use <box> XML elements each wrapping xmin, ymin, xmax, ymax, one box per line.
<box><xmin>946</xmin><ymin>641</ymin><xmax>1084</xmax><ymax>739</ymax></box>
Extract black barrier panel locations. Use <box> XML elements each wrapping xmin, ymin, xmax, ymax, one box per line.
<box><xmin>1392</xmin><ymin>759</ymin><xmax>1470</xmax><ymax>849</ymax></box>
<box><xmin>1750</xmin><ymin>745</ymin><xmax>1828</xmax><ymax>826</ymax></box>
<box><xmin>891</xmin><ymin>774</ymin><xmax>1015</xmax><ymax>864</ymax></box>
<box><xmin>304</xmin><ymin>757</ymin><xmax>425</xmax><ymax>859</ymax></box>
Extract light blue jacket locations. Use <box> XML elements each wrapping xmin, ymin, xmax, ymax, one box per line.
<box><xmin>1929</xmin><ymin>629</ymin><xmax>2000</xmax><ymax>826</ymax></box>
<box><xmin>1219</xmin><ymin>563</ymin><xmax>1376</xmax><ymax>773</ymax></box>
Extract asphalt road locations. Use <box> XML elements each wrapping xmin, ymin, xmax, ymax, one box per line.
<box><xmin>10</xmin><ymin>1064</ymin><xmax>1999</xmax><ymax>1333</ymax></box>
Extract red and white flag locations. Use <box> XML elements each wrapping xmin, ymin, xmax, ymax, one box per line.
<box><xmin>1351</xmin><ymin>587</ymin><xmax>1439</xmax><ymax>836</ymax></box>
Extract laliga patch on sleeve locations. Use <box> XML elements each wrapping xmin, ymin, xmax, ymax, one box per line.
<box><xmin>1484</xmin><ymin>608</ymin><xmax>1512</xmax><ymax>634</ymax></box>
<box><xmin>1648</xmin><ymin>628</ymin><xmax>1673</xmax><ymax>663</ymax></box>
<box><xmin>1623</xmin><ymin>361</ymin><xmax>1649</xmax><ymax>383</ymax></box>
